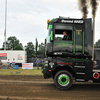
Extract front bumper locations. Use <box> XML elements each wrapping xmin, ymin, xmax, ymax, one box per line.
<box><xmin>42</xmin><ymin>68</ymin><xmax>52</xmax><ymax>79</ymax></box>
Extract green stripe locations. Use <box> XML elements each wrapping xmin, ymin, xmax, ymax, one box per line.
<box><xmin>48</xmin><ymin>18</ymin><xmax>54</xmax><ymax>23</ymax></box>
<box><xmin>73</xmin><ymin>31</ymin><xmax>75</xmax><ymax>54</ymax></box>
<box><xmin>83</xmin><ymin>31</ymin><xmax>84</xmax><ymax>54</ymax></box>
<box><xmin>50</xmin><ymin>31</ymin><xmax>53</xmax><ymax>41</ymax></box>
<box><xmin>49</xmin><ymin>18</ymin><xmax>54</xmax><ymax>23</ymax></box>
<box><xmin>72</xmin><ymin>59</ymin><xmax>89</xmax><ymax>61</ymax></box>
<box><xmin>49</xmin><ymin>25</ymin><xmax>52</xmax><ymax>29</ymax></box>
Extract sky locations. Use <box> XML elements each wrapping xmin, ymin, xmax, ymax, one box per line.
<box><xmin>0</xmin><ymin>0</ymin><xmax>100</xmax><ymax>48</ymax></box>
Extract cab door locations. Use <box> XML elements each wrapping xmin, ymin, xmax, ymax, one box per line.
<box><xmin>53</xmin><ymin>24</ymin><xmax>73</xmax><ymax>56</ymax></box>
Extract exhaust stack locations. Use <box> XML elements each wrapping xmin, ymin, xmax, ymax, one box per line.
<box><xmin>90</xmin><ymin>0</ymin><xmax>99</xmax><ymax>60</ymax></box>
<box><xmin>92</xmin><ymin>18</ymin><xmax>95</xmax><ymax>60</ymax></box>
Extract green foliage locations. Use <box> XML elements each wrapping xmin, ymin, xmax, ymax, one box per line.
<box><xmin>38</xmin><ymin>42</ymin><xmax>45</xmax><ymax>57</ymax></box>
<box><xmin>2</xmin><ymin>36</ymin><xmax>47</xmax><ymax>57</ymax></box>
<box><xmin>35</xmin><ymin>38</ymin><xmax>38</xmax><ymax>57</ymax></box>
<box><xmin>2</xmin><ymin>36</ymin><xmax>23</xmax><ymax>50</ymax></box>
<box><xmin>14</xmin><ymin>45</ymin><xmax>23</xmax><ymax>50</ymax></box>
<box><xmin>94</xmin><ymin>39</ymin><xmax>100</xmax><ymax>48</ymax></box>
<box><xmin>25</xmin><ymin>42</ymin><xmax>35</xmax><ymax>57</ymax></box>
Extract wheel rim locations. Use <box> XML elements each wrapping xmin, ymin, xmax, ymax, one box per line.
<box><xmin>58</xmin><ymin>74</ymin><xmax>70</xmax><ymax>86</ymax></box>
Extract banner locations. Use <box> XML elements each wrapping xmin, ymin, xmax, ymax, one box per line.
<box><xmin>0</xmin><ymin>53</ymin><xmax>7</xmax><ymax>60</ymax></box>
<box><xmin>0</xmin><ymin>53</ymin><xmax>7</xmax><ymax>57</ymax></box>
<box><xmin>22</xmin><ymin>63</ymin><xmax>33</xmax><ymax>69</ymax></box>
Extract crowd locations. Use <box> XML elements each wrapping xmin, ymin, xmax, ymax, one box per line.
<box><xmin>0</xmin><ymin>58</ymin><xmax>15</xmax><ymax>69</ymax></box>
<box><xmin>36</xmin><ymin>59</ymin><xmax>44</xmax><ymax>70</ymax></box>
<box><xmin>0</xmin><ymin>58</ymin><xmax>44</xmax><ymax>69</ymax></box>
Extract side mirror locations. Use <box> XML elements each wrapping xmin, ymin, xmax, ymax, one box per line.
<box><xmin>50</xmin><ymin>31</ymin><xmax>53</xmax><ymax>42</ymax></box>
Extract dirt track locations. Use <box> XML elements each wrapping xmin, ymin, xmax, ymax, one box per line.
<box><xmin>0</xmin><ymin>75</ymin><xmax>100</xmax><ymax>100</ymax></box>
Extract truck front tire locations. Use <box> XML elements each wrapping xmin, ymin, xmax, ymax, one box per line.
<box><xmin>54</xmin><ymin>70</ymin><xmax>73</xmax><ymax>90</ymax></box>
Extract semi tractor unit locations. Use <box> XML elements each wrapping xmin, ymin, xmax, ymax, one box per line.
<box><xmin>42</xmin><ymin>16</ymin><xmax>100</xmax><ymax>90</ymax></box>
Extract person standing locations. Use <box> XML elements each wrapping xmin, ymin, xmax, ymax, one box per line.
<box><xmin>0</xmin><ymin>59</ymin><xmax>2</xmax><ymax>67</ymax></box>
<box><xmin>7</xmin><ymin>59</ymin><xmax>10</xmax><ymax>69</ymax></box>
<box><xmin>41</xmin><ymin>59</ymin><xmax>44</xmax><ymax>69</ymax></box>
<box><xmin>12</xmin><ymin>58</ymin><xmax>15</xmax><ymax>69</ymax></box>
<box><xmin>36</xmin><ymin>59</ymin><xmax>39</xmax><ymax>70</ymax></box>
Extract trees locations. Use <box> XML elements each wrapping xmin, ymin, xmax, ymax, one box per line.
<box><xmin>35</xmin><ymin>38</ymin><xmax>38</xmax><ymax>57</ymax></box>
<box><xmin>94</xmin><ymin>39</ymin><xmax>100</xmax><ymax>48</ymax></box>
<box><xmin>36</xmin><ymin>38</ymin><xmax>47</xmax><ymax>57</ymax></box>
<box><xmin>38</xmin><ymin>42</ymin><xmax>45</xmax><ymax>57</ymax></box>
<box><xmin>25</xmin><ymin>38</ymin><xmax>46</xmax><ymax>58</ymax></box>
<box><xmin>25</xmin><ymin>42</ymin><xmax>35</xmax><ymax>58</ymax></box>
<box><xmin>1</xmin><ymin>36</ymin><xmax>47</xmax><ymax>58</ymax></box>
<box><xmin>2</xmin><ymin>36</ymin><xmax>23</xmax><ymax>50</ymax></box>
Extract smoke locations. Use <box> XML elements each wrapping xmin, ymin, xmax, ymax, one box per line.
<box><xmin>90</xmin><ymin>0</ymin><xmax>99</xmax><ymax>19</ymax></box>
<box><xmin>78</xmin><ymin>0</ymin><xmax>99</xmax><ymax>19</ymax></box>
<box><xmin>78</xmin><ymin>0</ymin><xmax>89</xmax><ymax>19</ymax></box>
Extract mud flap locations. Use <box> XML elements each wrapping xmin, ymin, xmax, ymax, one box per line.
<box><xmin>42</xmin><ymin>68</ymin><xmax>52</xmax><ymax>79</ymax></box>
<box><xmin>85</xmin><ymin>61</ymin><xmax>93</xmax><ymax>81</ymax></box>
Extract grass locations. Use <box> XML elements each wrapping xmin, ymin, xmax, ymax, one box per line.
<box><xmin>0</xmin><ymin>67</ymin><xmax>43</xmax><ymax>76</ymax></box>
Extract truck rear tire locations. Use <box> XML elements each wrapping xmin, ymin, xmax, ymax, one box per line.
<box><xmin>54</xmin><ymin>70</ymin><xmax>73</xmax><ymax>90</ymax></box>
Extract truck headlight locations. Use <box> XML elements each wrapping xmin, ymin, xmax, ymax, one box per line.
<box><xmin>45</xmin><ymin>61</ymin><xmax>48</xmax><ymax>63</ymax></box>
<box><xmin>45</xmin><ymin>64</ymin><xmax>48</xmax><ymax>66</ymax></box>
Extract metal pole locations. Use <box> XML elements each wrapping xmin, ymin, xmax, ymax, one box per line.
<box><xmin>4</xmin><ymin>0</ymin><xmax>7</xmax><ymax>50</ymax></box>
<box><xmin>92</xmin><ymin>18</ymin><xmax>95</xmax><ymax>61</ymax></box>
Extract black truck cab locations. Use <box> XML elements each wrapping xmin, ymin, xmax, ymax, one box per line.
<box><xmin>46</xmin><ymin>17</ymin><xmax>93</xmax><ymax>58</ymax></box>
<box><xmin>42</xmin><ymin>17</ymin><xmax>100</xmax><ymax>90</ymax></box>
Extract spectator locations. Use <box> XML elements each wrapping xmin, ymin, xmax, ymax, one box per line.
<box><xmin>36</xmin><ymin>59</ymin><xmax>39</xmax><ymax>70</ymax></box>
<box><xmin>42</xmin><ymin>59</ymin><xmax>44</xmax><ymax>64</ymax></box>
<box><xmin>41</xmin><ymin>59</ymin><xmax>44</xmax><ymax>69</ymax></box>
<box><xmin>12</xmin><ymin>58</ymin><xmax>15</xmax><ymax>69</ymax></box>
<box><xmin>7</xmin><ymin>59</ymin><xmax>10</xmax><ymax>69</ymax></box>
<box><xmin>93</xmin><ymin>53</ymin><xmax>98</xmax><ymax>68</ymax></box>
<box><xmin>94</xmin><ymin>61</ymin><xmax>97</xmax><ymax>65</ymax></box>
<box><xmin>0</xmin><ymin>59</ymin><xmax>2</xmax><ymax>67</ymax></box>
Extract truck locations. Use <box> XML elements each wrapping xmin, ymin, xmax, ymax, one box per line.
<box><xmin>0</xmin><ymin>50</ymin><xmax>27</xmax><ymax>66</ymax></box>
<box><xmin>42</xmin><ymin>16</ymin><xmax>100</xmax><ymax>90</ymax></box>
